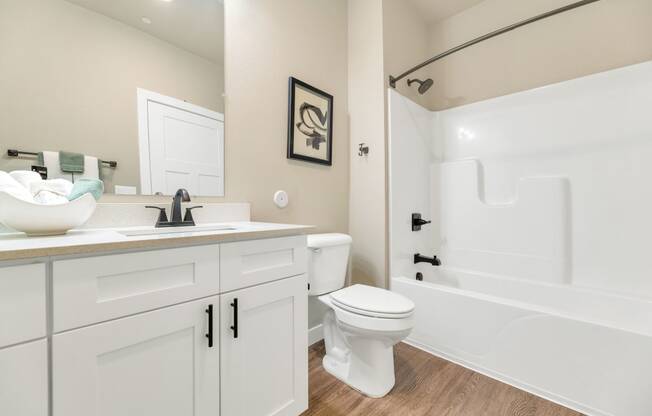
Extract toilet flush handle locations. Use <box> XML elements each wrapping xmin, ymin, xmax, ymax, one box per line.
<box><xmin>309</xmin><ymin>247</ymin><xmax>322</xmax><ymax>254</ymax></box>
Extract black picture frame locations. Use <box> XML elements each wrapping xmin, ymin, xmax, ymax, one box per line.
<box><xmin>287</xmin><ymin>77</ymin><xmax>333</xmax><ymax>166</ymax></box>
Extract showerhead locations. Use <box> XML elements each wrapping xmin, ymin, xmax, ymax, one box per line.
<box><xmin>407</xmin><ymin>78</ymin><xmax>434</xmax><ymax>94</ymax></box>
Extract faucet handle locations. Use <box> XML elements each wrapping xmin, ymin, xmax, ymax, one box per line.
<box><xmin>145</xmin><ymin>206</ymin><xmax>168</xmax><ymax>227</ymax></box>
<box><xmin>183</xmin><ymin>206</ymin><xmax>203</xmax><ymax>225</ymax></box>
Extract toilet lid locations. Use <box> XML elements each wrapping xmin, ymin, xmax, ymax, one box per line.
<box><xmin>330</xmin><ymin>284</ymin><xmax>415</xmax><ymax>319</ymax></box>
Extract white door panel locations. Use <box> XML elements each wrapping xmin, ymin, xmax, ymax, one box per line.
<box><xmin>138</xmin><ymin>89</ymin><xmax>224</xmax><ymax>196</ymax></box>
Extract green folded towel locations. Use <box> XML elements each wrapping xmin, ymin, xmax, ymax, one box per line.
<box><xmin>59</xmin><ymin>151</ymin><xmax>84</xmax><ymax>173</ymax></box>
<box><xmin>67</xmin><ymin>178</ymin><xmax>104</xmax><ymax>201</ymax></box>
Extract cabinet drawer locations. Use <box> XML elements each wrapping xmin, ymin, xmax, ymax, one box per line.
<box><xmin>0</xmin><ymin>263</ymin><xmax>46</xmax><ymax>348</ymax></box>
<box><xmin>220</xmin><ymin>236</ymin><xmax>307</xmax><ymax>292</ymax></box>
<box><xmin>53</xmin><ymin>245</ymin><xmax>219</xmax><ymax>332</ymax></box>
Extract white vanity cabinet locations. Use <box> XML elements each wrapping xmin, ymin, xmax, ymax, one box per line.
<box><xmin>0</xmin><ymin>234</ymin><xmax>309</xmax><ymax>416</ymax></box>
<box><xmin>53</xmin><ymin>296</ymin><xmax>220</xmax><ymax>416</ymax></box>
<box><xmin>0</xmin><ymin>263</ymin><xmax>48</xmax><ymax>416</ymax></box>
<box><xmin>0</xmin><ymin>340</ymin><xmax>49</xmax><ymax>416</ymax></box>
<box><xmin>220</xmin><ymin>275</ymin><xmax>308</xmax><ymax>416</ymax></box>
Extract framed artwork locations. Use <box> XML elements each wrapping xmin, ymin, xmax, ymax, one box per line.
<box><xmin>287</xmin><ymin>77</ymin><xmax>333</xmax><ymax>165</ymax></box>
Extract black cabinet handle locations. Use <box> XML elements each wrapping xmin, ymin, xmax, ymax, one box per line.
<box><xmin>230</xmin><ymin>298</ymin><xmax>239</xmax><ymax>339</ymax></box>
<box><xmin>205</xmin><ymin>304</ymin><xmax>214</xmax><ymax>348</ymax></box>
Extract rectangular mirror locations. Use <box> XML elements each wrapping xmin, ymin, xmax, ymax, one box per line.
<box><xmin>0</xmin><ymin>0</ymin><xmax>225</xmax><ymax>196</ymax></box>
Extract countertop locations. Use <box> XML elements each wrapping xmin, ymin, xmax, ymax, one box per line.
<box><xmin>0</xmin><ymin>222</ymin><xmax>314</xmax><ymax>261</ymax></box>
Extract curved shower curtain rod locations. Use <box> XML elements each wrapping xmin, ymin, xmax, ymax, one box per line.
<box><xmin>389</xmin><ymin>0</ymin><xmax>602</xmax><ymax>88</ymax></box>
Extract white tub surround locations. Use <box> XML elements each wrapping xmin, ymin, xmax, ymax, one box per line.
<box><xmin>388</xmin><ymin>60</ymin><xmax>652</xmax><ymax>416</ymax></box>
<box><xmin>0</xmin><ymin>216</ymin><xmax>311</xmax><ymax>416</ymax></box>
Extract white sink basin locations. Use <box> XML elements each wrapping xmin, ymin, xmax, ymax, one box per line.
<box><xmin>120</xmin><ymin>225</ymin><xmax>237</xmax><ymax>237</ymax></box>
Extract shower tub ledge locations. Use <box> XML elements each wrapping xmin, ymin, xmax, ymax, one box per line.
<box><xmin>392</xmin><ymin>269</ymin><xmax>652</xmax><ymax>416</ymax></box>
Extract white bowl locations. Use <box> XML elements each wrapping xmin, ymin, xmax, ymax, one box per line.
<box><xmin>0</xmin><ymin>192</ymin><xmax>97</xmax><ymax>236</ymax></box>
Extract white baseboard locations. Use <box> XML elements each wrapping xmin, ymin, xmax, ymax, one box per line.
<box><xmin>309</xmin><ymin>324</ymin><xmax>323</xmax><ymax>346</ymax></box>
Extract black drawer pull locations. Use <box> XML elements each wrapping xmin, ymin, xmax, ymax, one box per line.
<box><xmin>205</xmin><ymin>304</ymin><xmax>214</xmax><ymax>348</ymax></box>
<box><xmin>230</xmin><ymin>298</ymin><xmax>239</xmax><ymax>339</ymax></box>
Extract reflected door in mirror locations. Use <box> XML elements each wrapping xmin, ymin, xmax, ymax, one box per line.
<box><xmin>138</xmin><ymin>90</ymin><xmax>225</xmax><ymax>197</ymax></box>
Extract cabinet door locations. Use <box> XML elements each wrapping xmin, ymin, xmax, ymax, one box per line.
<box><xmin>53</xmin><ymin>296</ymin><xmax>220</xmax><ymax>416</ymax></box>
<box><xmin>0</xmin><ymin>339</ymin><xmax>48</xmax><ymax>416</ymax></box>
<box><xmin>220</xmin><ymin>275</ymin><xmax>308</xmax><ymax>416</ymax></box>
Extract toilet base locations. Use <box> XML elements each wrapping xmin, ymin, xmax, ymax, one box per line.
<box><xmin>321</xmin><ymin>310</ymin><xmax>402</xmax><ymax>398</ymax></box>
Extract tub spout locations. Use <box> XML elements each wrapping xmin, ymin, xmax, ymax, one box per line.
<box><xmin>414</xmin><ymin>253</ymin><xmax>441</xmax><ymax>266</ymax></box>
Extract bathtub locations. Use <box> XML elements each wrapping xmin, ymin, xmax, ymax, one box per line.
<box><xmin>392</xmin><ymin>268</ymin><xmax>652</xmax><ymax>416</ymax></box>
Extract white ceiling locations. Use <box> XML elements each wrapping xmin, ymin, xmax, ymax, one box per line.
<box><xmin>66</xmin><ymin>0</ymin><xmax>224</xmax><ymax>64</ymax></box>
<box><xmin>407</xmin><ymin>0</ymin><xmax>485</xmax><ymax>23</ymax></box>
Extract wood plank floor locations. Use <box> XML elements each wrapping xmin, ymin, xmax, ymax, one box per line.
<box><xmin>302</xmin><ymin>341</ymin><xmax>583</xmax><ymax>416</ymax></box>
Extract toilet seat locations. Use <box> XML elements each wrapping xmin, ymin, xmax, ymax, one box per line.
<box><xmin>330</xmin><ymin>284</ymin><xmax>415</xmax><ymax>319</ymax></box>
<box><xmin>320</xmin><ymin>295</ymin><xmax>414</xmax><ymax>333</ymax></box>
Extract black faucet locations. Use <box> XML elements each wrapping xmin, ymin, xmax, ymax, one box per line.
<box><xmin>171</xmin><ymin>188</ymin><xmax>191</xmax><ymax>223</ymax></box>
<box><xmin>414</xmin><ymin>253</ymin><xmax>441</xmax><ymax>266</ymax></box>
<box><xmin>145</xmin><ymin>188</ymin><xmax>202</xmax><ymax>228</ymax></box>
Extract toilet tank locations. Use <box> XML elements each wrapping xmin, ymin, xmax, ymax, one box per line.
<box><xmin>307</xmin><ymin>233</ymin><xmax>352</xmax><ymax>296</ymax></box>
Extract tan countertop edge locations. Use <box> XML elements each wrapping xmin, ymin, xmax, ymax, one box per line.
<box><xmin>0</xmin><ymin>225</ymin><xmax>315</xmax><ymax>262</ymax></box>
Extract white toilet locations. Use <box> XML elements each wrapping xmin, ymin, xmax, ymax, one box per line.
<box><xmin>308</xmin><ymin>233</ymin><xmax>415</xmax><ymax>398</ymax></box>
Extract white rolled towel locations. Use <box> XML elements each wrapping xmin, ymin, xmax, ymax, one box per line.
<box><xmin>33</xmin><ymin>191</ymin><xmax>69</xmax><ymax>205</ymax></box>
<box><xmin>0</xmin><ymin>171</ymin><xmax>34</xmax><ymax>202</ymax></box>
<box><xmin>9</xmin><ymin>170</ymin><xmax>42</xmax><ymax>190</ymax></box>
<box><xmin>30</xmin><ymin>178</ymin><xmax>74</xmax><ymax>200</ymax></box>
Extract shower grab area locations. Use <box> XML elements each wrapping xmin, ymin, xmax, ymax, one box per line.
<box><xmin>388</xmin><ymin>61</ymin><xmax>652</xmax><ymax>416</ymax></box>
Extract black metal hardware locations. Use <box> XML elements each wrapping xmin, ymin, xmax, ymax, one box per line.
<box><xmin>414</xmin><ymin>253</ymin><xmax>441</xmax><ymax>266</ymax></box>
<box><xmin>31</xmin><ymin>165</ymin><xmax>48</xmax><ymax>179</ymax></box>
<box><xmin>407</xmin><ymin>78</ymin><xmax>434</xmax><ymax>95</ymax></box>
<box><xmin>416</xmin><ymin>272</ymin><xmax>423</xmax><ymax>281</ymax></box>
<box><xmin>230</xmin><ymin>298</ymin><xmax>239</xmax><ymax>339</ymax></box>
<box><xmin>412</xmin><ymin>213</ymin><xmax>432</xmax><ymax>231</ymax></box>
<box><xmin>149</xmin><ymin>189</ymin><xmax>198</xmax><ymax>228</ymax></box>
<box><xmin>389</xmin><ymin>0</ymin><xmax>601</xmax><ymax>88</ymax></box>
<box><xmin>7</xmin><ymin>149</ymin><xmax>117</xmax><ymax>168</ymax></box>
<box><xmin>145</xmin><ymin>206</ymin><xmax>169</xmax><ymax>227</ymax></box>
<box><xmin>358</xmin><ymin>143</ymin><xmax>369</xmax><ymax>157</ymax></box>
<box><xmin>205</xmin><ymin>304</ymin><xmax>214</xmax><ymax>348</ymax></box>
<box><xmin>170</xmin><ymin>189</ymin><xmax>191</xmax><ymax>223</ymax></box>
<box><xmin>183</xmin><ymin>206</ymin><xmax>203</xmax><ymax>225</ymax></box>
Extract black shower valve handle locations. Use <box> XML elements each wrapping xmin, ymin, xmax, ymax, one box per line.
<box><xmin>412</xmin><ymin>213</ymin><xmax>432</xmax><ymax>231</ymax></box>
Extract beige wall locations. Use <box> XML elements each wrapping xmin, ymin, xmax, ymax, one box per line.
<box><xmin>382</xmin><ymin>0</ymin><xmax>430</xmax><ymax>108</ymax></box>
<box><xmin>224</xmin><ymin>0</ymin><xmax>349</xmax><ymax>232</ymax></box>
<box><xmin>348</xmin><ymin>0</ymin><xmax>387</xmax><ymax>288</ymax></box>
<box><xmin>1</xmin><ymin>0</ymin><xmax>351</xmax><ymax>239</ymax></box>
<box><xmin>345</xmin><ymin>0</ymin><xmax>432</xmax><ymax>289</ymax></box>
<box><xmin>0</xmin><ymin>0</ymin><xmax>224</xmax><ymax>192</ymax></box>
<box><xmin>426</xmin><ymin>0</ymin><xmax>652</xmax><ymax>110</ymax></box>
